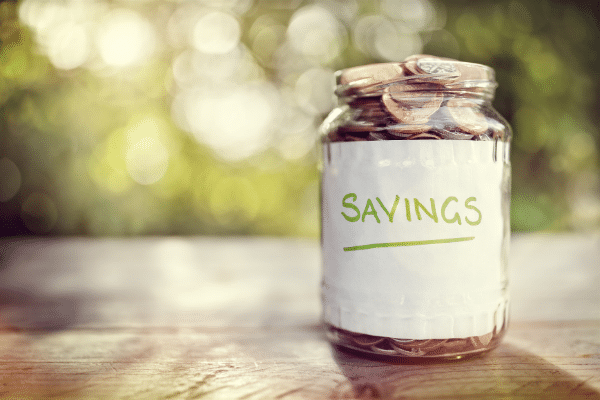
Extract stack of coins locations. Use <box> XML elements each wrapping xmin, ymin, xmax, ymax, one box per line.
<box><xmin>329</xmin><ymin>55</ymin><xmax>505</xmax><ymax>142</ymax></box>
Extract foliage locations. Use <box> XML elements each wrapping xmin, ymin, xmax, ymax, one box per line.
<box><xmin>0</xmin><ymin>0</ymin><xmax>598</xmax><ymax>236</ymax></box>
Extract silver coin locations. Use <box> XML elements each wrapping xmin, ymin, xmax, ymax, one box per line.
<box><xmin>416</xmin><ymin>57</ymin><xmax>459</xmax><ymax>75</ymax></box>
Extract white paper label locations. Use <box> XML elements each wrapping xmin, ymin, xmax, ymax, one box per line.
<box><xmin>321</xmin><ymin>140</ymin><xmax>508</xmax><ymax>339</ymax></box>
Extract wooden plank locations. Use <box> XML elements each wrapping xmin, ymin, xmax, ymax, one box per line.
<box><xmin>1</xmin><ymin>234</ymin><xmax>599</xmax><ymax>328</ymax></box>
<box><xmin>0</xmin><ymin>321</ymin><xmax>599</xmax><ymax>399</ymax></box>
<box><xmin>0</xmin><ymin>235</ymin><xmax>599</xmax><ymax>398</ymax></box>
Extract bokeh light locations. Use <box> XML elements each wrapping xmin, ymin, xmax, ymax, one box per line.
<box><xmin>96</xmin><ymin>9</ymin><xmax>156</xmax><ymax>68</ymax></box>
<box><xmin>192</xmin><ymin>11</ymin><xmax>241</xmax><ymax>55</ymax></box>
<box><xmin>0</xmin><ymin>0</ymin><xmax>598</xmax><ymax>236</ymax></box>
<box><xmin>287</xmin><ymin>5</ymin><xmax>346</xmax><ymax>62</ymax></box>
<box><xmin>46</xmin><ymin>22</ymin><xmax>90</xmax><ymax>70</ymax></box>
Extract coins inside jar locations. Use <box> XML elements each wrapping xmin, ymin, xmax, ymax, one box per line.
<box><xmin>327</xmin><ymin>55</ymin><xmax>503</xmax><ymax>142</ymax></box>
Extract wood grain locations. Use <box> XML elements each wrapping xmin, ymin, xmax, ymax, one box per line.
<box><xmin>0</xmin><ymin>322</ymin><xmax>599</xmax><ymax>399</ymax></box>
<box><xmin>0</xmin><ymin>235</ymin><xmax>599</xmax><ymax>399</ymax></box>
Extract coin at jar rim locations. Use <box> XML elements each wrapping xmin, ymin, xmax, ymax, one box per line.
<box><xmin>337</xmin><ymin>62</ymin><xmax>405</xmax><ymax>89</ymax></box>
<box><xmin>415</xmin><ymin>57</ymin><xmax>461</xmax><ymax>83</ymax></box>
<box><xmin>402</xmin><ymin>60</ymin><xmax>420</xmax><ymax>76</ymax></box>
<box><xmin>446</xmin><ymin>98</ymin><xmax>489</xmax><ymax>136</ymax></box>
<box><xmin>402</xmin><ymin>61</ymin><xmax>459</xmax><ymax>86</ymax></box>
<box><xmin>403</xmin><ymin>54</ymin><xmax>453</xmax><ymax>63</ymax></box>
<box><xmin>416</xmin><ymin>57</ymin><xmax>459</xmax><ymax>76</ymax></box>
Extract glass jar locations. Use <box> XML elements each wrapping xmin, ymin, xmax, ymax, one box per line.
<box><xmin>320</xmin><ymin>55</ymin><xmax>511</xmax><ymax>359</ymax></box>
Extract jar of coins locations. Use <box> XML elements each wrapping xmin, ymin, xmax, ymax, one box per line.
<box><xmin>320</xmin><ymin>55</ymin><xmax>511</xmax><ymax>359</ymax></box>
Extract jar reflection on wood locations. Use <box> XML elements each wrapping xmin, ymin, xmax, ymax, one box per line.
<box><xmin>320</xmin><ymin>55</ymin><xmax>511</xmax><ymax>359</ymax></box>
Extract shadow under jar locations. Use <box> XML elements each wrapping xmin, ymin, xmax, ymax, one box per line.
<box><xmin>320</xmin><ymin>55</ymin><xmax>512</xmax><ymax>359</ymax></box>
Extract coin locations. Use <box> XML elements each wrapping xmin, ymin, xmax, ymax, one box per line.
<box><xmin>344</xmin><ymin>134</ymin><xmax>369</xmax><ymax>141</ymax></box>
<box><xmin>348</xmin><ymin>98</ymin><xmax>388</xmax><ymax>119</ymax></box>
<box><xmin>359</xmin><ymin>107</ymin><xmax>388</xmax><ymax>120</ymax></box>
<box><xmin>338</xmin><ymin>63</ymin><xmax>404</xmax><ymax>88</ymax></box>
<box><xmin>382</xmin><ymin>94</ymin><xmax>423</xmax><ymax>124</ymax></box>
<box><xmin>403</xmin><ymin>54</ymin><xmax>453</xmax><ymax>63</ymax></box>
<box><xmin>338</xmin><ymin>122</ymin><xmax>375</xmax><ymax>133</ymax></box>
<box><xmin>403</xmin><ymin>54</ymin><xmax>432</xmax><ymax>63</ymax></box>
<box><xmin>415</xmin><ymin>57</ymin><xmax>461</xmax><ymax>83</ymax></box>
<box><xmin>387</xmin><ymin>123</ymin><xmax>431</xmax><ymax>137</ymax></box>
<box><xmin>387</xmin><ymin>81</ymin><xmax>445</xmax><ymax>94</ymax></box>
<box><xmin>447</xmin><ymin>98</ymin><xmax>489</xmax><ymax>136</ymax></box>
<box><xmin>408</xmin><ymin>132</ymin><xmax>441</xmax><ymax>140</ymax></box>
<box><xmin>416</xmin><ymin>58</ymin><xmax>459</xmax><ymax>75</ymax></box>
<box><xmin>331</xmin><ymin>56</ymin><xmax>502</xmax><ymax>142</ymax></box>
<box><xmin>368</xmin><ymin>131</ymin><xmax>392</xmax><ymax>141</ymax></box>
<box><xmin>325</xmin><ymin>130</ymin><xmax>344</xmax><ymax>142</ymax></box>
<box><xmin>387</xmin><ymin>84</ymin><xmax>443</xmax><ymax>108</ymax></box>
<box><xmin>403</xmin><ymin>60</ymin><xmax>420</xmax><ymax>76</ymax></box>
<box><xmin>347</xmin><ymin>97</ymin><xmax>383</xmax><ymax>108</ymax></box>
<box><xmin>434</xmin><ymin>128</ymin><xmax>474</xmax><ymax>140</ymax></box>
<box><xmin>383</xmin><ymin>86</ymin><xmax>443</xmax><ymax>124</ymax></box>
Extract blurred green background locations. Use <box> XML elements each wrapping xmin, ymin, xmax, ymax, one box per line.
<box><xmin>0</xmin><ymin>0</ymin><xmax>598</xmax><ymax>236</ymax></box>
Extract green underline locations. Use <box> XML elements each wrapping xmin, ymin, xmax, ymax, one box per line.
<box><xmin>343</xmin><ymin>236</ymin><xmax>475</xmax><ymax>252</ymax></box>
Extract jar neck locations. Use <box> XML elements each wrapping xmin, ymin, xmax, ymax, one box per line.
<box><xmin>335</xmin><ymin>58</ymin><xmax>497</xmax><ymax>105</ymax></box>
<box><xmin>337</xmin><ymin>80</ymin><xmax>496</xmax><ymax>106</ymax></box>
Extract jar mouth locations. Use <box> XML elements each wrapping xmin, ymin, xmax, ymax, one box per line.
<box><xmin>335</xmin><ymin>56</ymin><xmax>497</xmax><ymax>101</ymax></box>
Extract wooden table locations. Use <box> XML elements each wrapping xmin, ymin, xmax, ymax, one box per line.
<box><xmin>0</xmin><ymin>234</ymin><xmax>599</xmax><ymax>399</ymax></box>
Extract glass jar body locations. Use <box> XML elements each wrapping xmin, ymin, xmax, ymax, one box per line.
<box><xmin>320</xmin><ymin>60</ymin><xmax>511</xmax><ymax>359</ymax></box>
